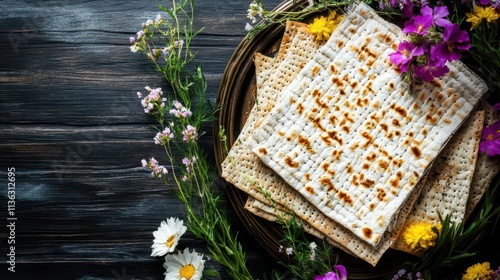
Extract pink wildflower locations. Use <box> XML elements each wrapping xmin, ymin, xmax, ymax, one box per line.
<box><xmin>136</xmin><ymin>30</ymin><xmax>144</xmax><ymax>40</ymax></box>
<box><xmin>169</xmin><ymin>100</ymin><xmax>192</xmax><ymax>119</ymax></box>
<box><xmin>182</xmin><ymin>125</ymin><xmax>198</xmax><ymax>143</ymax></box>
<box><xmin>138</xmin><ymin>86</ymin><xmax>166</xmax><ymax>114</ymax></box>
<box><xmin>154</xmin><ymin>128</ymin><xmax>174</xmax><ymax>145</ymax></box>
<box><xmin>141</xmin><ymin>157</ymin><xmax>168</xmax><ymax>178</ymax></box>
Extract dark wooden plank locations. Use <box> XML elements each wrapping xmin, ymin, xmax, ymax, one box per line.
<box><xmin>0</xmin><ymin>0</ymin><xmax>284</xmax><ymax>278</ymax></box>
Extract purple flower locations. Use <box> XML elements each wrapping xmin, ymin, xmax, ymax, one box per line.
<box><xmin>335</xmin><ymin>265</ymin><xmax>347</xmax><ymax>280</ymax></box>
<box><xmin>315</xmin><ymin>272</ymin><xmax>340</xmax><ymax>280</ymax></box>
<box><xmin>480</xmin><ymin>120</ymin><xmax>500</xmax><ymax>157</ymax></box>
<box><xmin>421</xmin><ymin>5</ymin><xmax>451</xmax><ymax>27</ymax></box>
<box><xmin>390</xmin><ymin>40</ymin><xmax>424</xmax><ymax>72</ymax></box>
<box><xmin>403</xmin><ymin>14</ymin><xmax>433</xmax><ymax>35</ymax></box>
<box><xmin>414</xmin><ymin>46</ymin><xmax>449</xmax><ymax>82</ymax></box>
<box><xmin>434</xmin><ymin>23</ymin><xmax>471</xmax><ymax>63</ymax></box>
<box><xmin>315</xmin><ymin>265</ymin><xmax>347</xmax><ymax>280</ymax></box>
<box><xmin>493</xmin><ymin>102</ymin><xmax>500</xmax><ymax>112</ymax></box>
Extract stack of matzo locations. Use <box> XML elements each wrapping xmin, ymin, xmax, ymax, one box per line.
<box><xmin>221</xmin><ymin>2</ymin><xmax>496</xmax><ymax>266</ymax></box>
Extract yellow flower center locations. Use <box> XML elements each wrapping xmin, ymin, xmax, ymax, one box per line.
<box><xmin>487</xmin><ymin>133</ymin><xmax>495</xmax><ymax>141</ymax></box>
<box><xmin>402</xmin><ymin>49</ymin><xmax>410</xmax><ymax>58</ymax></box>
<box><xmin>179</xmin><ymin>264</ymin><xmax>196</xmax><ymax>279</ymax></box>
<box><xmin>417</xmin><ymin>24</ymin><xmax>424</xmax><ymax>32</ymax></box>
<box><xmin>165</xmin><ymin>234</ymin><xmax>176</xmax><ymax>247</ymax></box>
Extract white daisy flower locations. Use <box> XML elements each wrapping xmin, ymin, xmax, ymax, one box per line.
<box><xmin>151</xmin><ymin>217</ymin><xmax>187</xmax><ymax>257</ymax></box>
<box><xmin>163</xmin><ymin>248</ymin><xmax>204</xmax><ymax>280</ymax></box>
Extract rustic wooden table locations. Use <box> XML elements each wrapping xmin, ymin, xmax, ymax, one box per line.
<box><xmin>0</xmin><ymin>0</ymin><xmax>283</xmax><ymax>278</ymax></box>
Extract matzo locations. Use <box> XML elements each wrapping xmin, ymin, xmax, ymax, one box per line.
<box><xmin>244</xmin><ymin>197</ymin><xmax>355</xmax><ymax>257</ymax></box>
<box><xmin>231</xmin><ymin>21</ymin><xmax>314</xmax><ymax>144</ymax></box>
<box><xmin>464</xmin><ymin>100</ymin><xmax>500</xmax><ymax>220</ymax></box>
<box><xmin>222</xmin><ymin>20</ymin><xmax>324</xmax><ymax>203</ymax></box>
<box><xmin>249</xmin><ymin>3</ymin><xmax>487</xmax><ymax>247</ymax></box>
<box><xmin>392</xmin><ymin>110</ymin><xmax>485</xmax><ymax>254</ymax></box>
<box><xmin>223</xmin><ymin>4</ymin><xmax>428</xmax><ymax>266</ymax></box>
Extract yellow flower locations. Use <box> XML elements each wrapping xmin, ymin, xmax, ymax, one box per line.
<box><xmin>308</xmin><ymin>11</ymin><xmax>344</xmax><ymax>41</ymax></box>
<box><xmin>462</xmin><ymin>262</ymin><xmax>496</xmax><ymax>280</ymax></box>
<box><xmin>466</xmin><ymin>6</ymin><xmax>500</xmax><ymax>30</ymax></box>
<box><xmin>402</xmin><ymin>221</ymin><xmax>440</xmax><ymax>252</ymax></box>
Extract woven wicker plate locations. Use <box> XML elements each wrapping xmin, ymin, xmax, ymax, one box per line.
<box><xmin>214</xmin><ymin>1</ymin><xmax>416</xmax><ymax>278</ymax></box>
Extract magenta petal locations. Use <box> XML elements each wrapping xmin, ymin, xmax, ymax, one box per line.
<box><xmin>420</xmin><ymin>5</ymin><xmax>451</xmax><ymax>27</ymax></box>
<box><xmin>324</xmin><ymin>272</ymin><xmax>340</xmax><ymax>280</ymax></box>
<box><xmin>481</xmin><ymin>139</ymin><xmax>500</xmax><ymax>157</ymax></box>
<box><xmin>432</xmin><ymin>6</ymin><xmax>451</xmax><ymax>27</ymax></box>
<box><xmin>487</xmin><ymin>142</ymin><xmax>500</xmax><ymax>157</ymax></box>
<box><xmin>482</xmin><ymin>121</ymin><xmax>500</xmax><ymax>139</ymax></box>
<box><xmin>420</xmin><ymin>5</ymin><xmax>432</xmax><ymax>16</ymax></box>
<box><xmin>402</xmin><ymin>0</ymin><xmax>414</xmax><ymax>18</ymax></box>
<box><xmin>335</xmin><ymin>264</ymin><xmax>348</xmax><ymax>280</ymax></box>
<box><xmin>442</xmin><ymin>23</ymin><xmax>471</xmax><ymax>51</ymax></box>
<box><xmin>434</xmin><ymin>41</ymin><xmax>461</xmax><ymax>62</ymax></box>
<box><xmin>414</xmin><ymin>62</ymin><xmax>449</xmax><ymax>82</ymax></box>
<box><xmin>403</xmin><ymin>14</ymin><xmax>433</xmax><ymax>35</ymax></box>
<box><xmin>390</xmin><ymin>41</ymin><xmax>424</xmax><ymax>72</ymax></box>
<box><xmin>493</xmin><ymin>103</ymin><xmax>500</xmax><ymax>112</ymax></box>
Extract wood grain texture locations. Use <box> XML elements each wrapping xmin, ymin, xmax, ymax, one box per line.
<box><xmin>0</xmin><ymin>0</ymin><xmax>282</xmax><ymax>278</ymax></box>
<box><xmin>1</xmin><ymin>1</ymin><xmax>499</xmax><ymax>279</ymax></box>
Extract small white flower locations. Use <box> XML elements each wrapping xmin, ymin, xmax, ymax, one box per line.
<box><xmin>151</xmin><ymin>218</ymin><xmax>187</xmax><ymax>257</ymax></box>
<box><xmin>163</xmin><ymin>248</ymin><xmax>205</xmax><ymax>280</ymax></box>
<box><xmin>245</xmin><ymin>22</ymin><xmax>253</xmax><ymax>31</ymax></box>
<box><xmin>146</xmin><ymin>19</ymin><xmax>153</xmax><ymax>26</ymax></box>
<box><xmin>155</xmin><ymin>14</ymin><xmax>162</xmax><ymax>23</ymax></box>
<box><xmin>130</xmin><ymin>45</ymin><xmax>138</xmax><ymax>53</ymax></box>
<box><xmin>309</xmin><ymin>242</ymin><xmax>317</xmax><ymax>250</ymax></box>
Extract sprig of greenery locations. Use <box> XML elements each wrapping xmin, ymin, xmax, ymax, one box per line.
<box><xmin>132</xmin><ymin>1</ymin><xmax>253</xmax><ymax>279</ymax></box>
<box><xmin>222</xmin><ymin>136</ymin><xmax>341</xmax><ymax>279</ymax></box>
<box><xmin>245</xmin><ymin>0</ymin><xmax>369</xmax><ymax>39</ymax></box>
<box><xmin>402</xmin><ymin>180</ymin><xmax>500</xmax><ymax>279</ymax></box>
<box><xmin>274</xmin><ymin>214</ymin><xmax>338</xmax><ymax>279</ymax></box>
<box><xmin>463</xmin><ymin>21</ymin><xmax>500</xmax><ymax>98</ymax></box>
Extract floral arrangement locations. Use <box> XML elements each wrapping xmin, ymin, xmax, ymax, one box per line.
<box><xmin>388</xmin><ymin>5</ymin><xmax>471</xmax><ymax>82</ymax></box>
<box><xmin>129</xmin><ymin>0</ymin><xmax>500</xmax><ymax>279</ymax></box>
